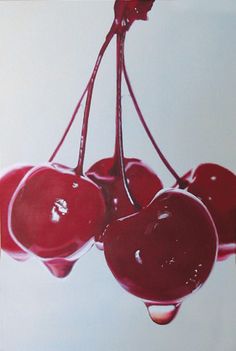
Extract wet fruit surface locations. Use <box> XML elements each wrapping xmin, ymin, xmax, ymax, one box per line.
<box><xmin>87</xmin><ymin>157</ymin><xmax>162</xmax><ymax>245</ymax></box>
<box><xmin>104</xmin><ymin>189</ymin><xmax>218</xmax><ymax>303</ymax></box>
<box><xmin>1</xmin><ymin>0</ymin><xmax>235</xmax><ymax>327</ymax></box>
<box><xmin>10</xmin><ymin>163</ymin><xmax>106</xmax><ymax>259</ymax></box>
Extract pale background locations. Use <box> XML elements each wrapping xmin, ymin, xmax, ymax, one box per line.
<box><xmin>0</xmin><ymin>1</ymin><xmax>236</xmax><ymax>350</ymax></box>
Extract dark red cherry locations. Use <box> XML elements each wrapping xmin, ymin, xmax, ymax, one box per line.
<box><xmin>178</xmin><ymin>163</ymin><xmax>236</xmax><ymax>260</ymax></box>
<box><xmin>104</xmin><ymin>189</ymin><xmax>217</xmax><ymax>324</ymax></box>
<box><xmin>9</xmin><ymin>163</ymin><xmax>106</xmax><ymax>265</ymax></box>
<box><xmin>0</xmin><ymin>165</ymin><xmax>32</xmax><ymax>261</ymax></box>
<box><xmin>87</xmin><ymin>157</ymin><xmax>163</xmax><ymax>246</ymax></box>
<box><xmin>87</xmin><ymin>157</ymin><xmax>162</xmax><ymax>217</ymax></box>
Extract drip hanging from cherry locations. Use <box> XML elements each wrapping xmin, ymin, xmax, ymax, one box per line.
<box><xmin>1</xmin><ymin>0</ymin><xmax>235</xmax><ymax>325</ymax></box>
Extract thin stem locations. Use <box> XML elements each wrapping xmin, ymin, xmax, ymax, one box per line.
<box><xmin>49</xmin><ymin>24</ymin><xmax>116</xmax><ymax>163</ymax></box>
<box><xmin>74</xmin><ymin>27</ymin><xmax>115</xmax><ymax>175</ymax></box>
<box><xmin>113</xmin><ymin>33</ymin><xmax>123</xmax><ymax>165</ymax></box>
<box><xmin>74</xmin><ymin>83</ymin><xmax>93</xmax><ymax>175</ymax></box>
<box><xmin>48</xmin><ymin>87</ymin><xmax>87</xmax><ymax>163</ymax></box>
<box><xmin>114</xmin><ymin>32</ymin><xmax>141</xmax><ymax>209</ymax></box>
<box><xmin>122</xmin><ymin>51</ymin><xmax>185</xmax><ymax>187</ymax></box>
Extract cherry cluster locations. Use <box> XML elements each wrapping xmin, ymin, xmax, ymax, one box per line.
<box><xmin>1</xmin><ymin>0</ymin><xmax>235</xmax><ymax>325</ymax></box>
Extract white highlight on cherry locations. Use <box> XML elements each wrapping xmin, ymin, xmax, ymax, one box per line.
<box><xmin>51</xmin><ymin>199</ymin><xmax>68</xmax><ymax>223</ymax></box>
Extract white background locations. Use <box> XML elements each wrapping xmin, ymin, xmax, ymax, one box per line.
<box><xmin>0</xmin><ymin>1</ymin><xmax>236</xmax><ymax>350</ymax></box>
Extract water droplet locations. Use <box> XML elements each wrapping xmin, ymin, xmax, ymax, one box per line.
<box><xmin>43</xmin><ymin>258</ymin><xmax>76</xmax><ymax>278</ymax></box>
<box><xmin>145</xmin><ymin>302</ymin><xmax>181</xmax><ymax>325</ymax></box>
<box><xmin>95</xmin><ymin>241</ymin><xmax>104</xmax><ymax>250</ymax></box>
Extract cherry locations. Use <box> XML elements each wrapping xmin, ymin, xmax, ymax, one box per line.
<box><xmin>9</xmin><ymin>163</ymin><xmax>106</xmax><ymax>275</ymax></box>
<box><xmin>87</xmin><ymin>157</ymin><xmax>162</xmax><ymax>247</ymax></box>
<box><xmin>1</xmin><ymin>0</ymin><xmax>233</xmax><ymax>329</ymax></box>
<box><xmin>0</xmin><ymin>165</ymin><xmax>32</xmax><ymax>261</ymax></box>
<box><xmin>177</xmin><ymin>163</ymin><xmax>236</xmax><ymax>260</ymax></box>
<box><xmin>104</xmin><ymin>189</ymin><xmax>218</xmax><ymax>324</ymax></box>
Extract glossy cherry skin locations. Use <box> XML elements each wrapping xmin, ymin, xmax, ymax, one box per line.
<box><xmin>9</xmin><ymin>163</ymin><xmax>106</xmax><ymax>260</ymax></box>
<box><xmin>178</xmin><ymin>163</ymin><xmax>236</xmax><ymax>260</ymax></box>
<box><xmin>104</xmin><ymin>189</ymin><xmax>218</xmax><ymax>303</ymax></box>
<box><xmin>0</xmin><ymin>165</ymin><xmax>32</xmax><ymax>261</ymax></box>
<box><xmin>87</xmin><ymin>157</ymin><xmax>163</xmax><ymax>246</ymax></box>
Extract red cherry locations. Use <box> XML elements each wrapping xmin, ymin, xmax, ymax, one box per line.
<box><xmin>104</xmin><ymin>189</ymin><xmax>218</xmax><ymax>324</ymax></box>
<box><xmin>87</xmin><ymin>157</ymin><xmax>163</xmax><ymax>247</ymax></box>
<box><xmin>178</xmin><ymin>163</ymin><xmax>236</xmax><ymax>260</ymax></box>
<box><xmin>9</xmin><ymin>163</ymin><xmax>106</xmax><ymax>269</ymax></box>
<box><xmin>0</xmin><ymin>165</ymin><xmax>32</xmax><ymax>261</ymax></box>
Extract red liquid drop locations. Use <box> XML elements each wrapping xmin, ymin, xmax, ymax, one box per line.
<box><xmin>145</xmin><ymin>302</ymin><xmax>181</xmax><ymax>325</ymax></box>
<box><xmin>42</xmin><ymin>235</ymin><xmax>94</xmax><ymax>278</ymax></box>
<box><xmin>43</xmin><ymin>258</ymin><xmax>77</xmax><ymax>278</ymax></box>
<box><xmin>0</xmin><ymin>165</ymin><xmax>32</xmax><ymax>261</ymax></box>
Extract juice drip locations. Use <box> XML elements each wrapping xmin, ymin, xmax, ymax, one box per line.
<box><xmin>145</xmin><ymin>302</ymin><xmax>181</xmax><ymax>325</ymax></box>
<box><xmin>43</xmin><ymin>258</ymin><xmax>77</xmax><ymax>278</ymax></box>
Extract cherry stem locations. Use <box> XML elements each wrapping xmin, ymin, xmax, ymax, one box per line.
<box><xmin>49</xmin><ymin>25</ymin><xmax>116</xmax><ymax>164</ymax></box>
<box><xmin>113</xmin><ymin>32</ymin><xmax>141</xmax><ymax>210</ymax></box>
<box><xmin>122</xmin><ymin>51</ymin><xmax>185</xmax><ymax>188</ymax></box>
<box><xmin>49</xmin><ymin>86</ymin><xmax>87</xmax><ymax>163</ymax></box>
<box><xmin>74</xmin><ymin>81</ymin><xmax>94</xmax><ymax>175</ymax></box>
